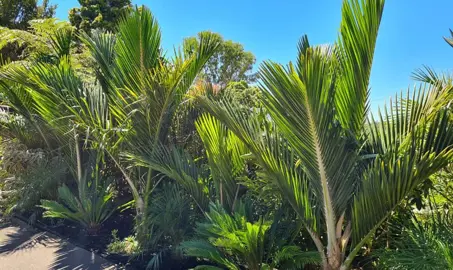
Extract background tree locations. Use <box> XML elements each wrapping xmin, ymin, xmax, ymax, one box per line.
<box><xmin>36</xmin><ymin>0</ymin><xmax>56</xmax><ymax>19</ymax></box>
<box><xmin>0</xmin><ymin>0</ymin><xmax>56</xmax><ymax>29</ymax></box>
<box><xmin>69</xmin><ymin>0</ymin><xmax>131</xmax><ymax>33</ymax></box>
<box><xmin>184</xmin><ymin>31</ymin><xmax>256</xmax><ymax>86</ymax></box>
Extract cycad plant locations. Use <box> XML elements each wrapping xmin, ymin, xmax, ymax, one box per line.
<box><xmin>182</xmin><ymin>203</ymin><xmax>269</xmax><ymax>270</ymax></box>
<box><xmin>181</xmin><ymin>203</ymin><xmax>320</xmax><ymax>270</ymax></box>
<box><xmin>195</xmin><ymin>0</ymin><xmax>453</xmax><ymax>269</ymax></box>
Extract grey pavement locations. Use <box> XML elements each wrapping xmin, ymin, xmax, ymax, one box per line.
<box><xmin>0</xmin><ymin>219</ymin><xmax>119</xmax><ymax>270</ymax></box>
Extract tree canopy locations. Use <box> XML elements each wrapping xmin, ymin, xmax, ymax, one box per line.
<box><xmin>184</xmin><ymin>31</ymin><xmax>256</xmax><ymax>86</ymax></box>
<box><xmin>69</xmin><ymin>0</ymin><xmax>131</xmax><ymax>33</ymax></box>
<box><xmin>0</xmin><ymin>0</ymin><xmax>56</xmax><ymax>29</ymax></box>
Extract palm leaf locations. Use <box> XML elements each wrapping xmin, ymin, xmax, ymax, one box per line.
<box><xmin>124</xmin><ymin>145</ymin><xmax>210</xmax><ymax>212</ymax></box>
<box><xmin>259</xmin><ymin>46</ymin><xmax>353</xmax><ymax>253</ymax></box>
<box><xmin>195</xmin><ymin>113</ymin><xmax>247</xmax><ymax>212</ymax></box>
<box><xmin>334</xmin><ymin>0</ymin><xmax>385</xmax><ymax>136</ymax></box>
<box><xmin>195</xmin><ymin>95</ymin><xmax>319</xmax><ymax>237</ymax></box>
<box><xmin>347</xmin><ymin>86</ymin><xmax>453</xmax><ymax>265</ymax></box>
<box><xmin>444</xmin><ymin>29</ymin><xmax>453</xmax><ymax>48</ymax></box>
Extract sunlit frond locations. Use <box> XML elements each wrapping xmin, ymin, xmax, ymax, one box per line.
<box><xmin>195</xmin><ymin>113</ymin><xmax>248</xmax><ymax>212</ymax></box>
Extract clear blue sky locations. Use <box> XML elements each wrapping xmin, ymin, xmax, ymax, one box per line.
<box><xmin>54</xmin><ymin>0</ymin><xmax>453</xmax><ymax>111</ymax></box>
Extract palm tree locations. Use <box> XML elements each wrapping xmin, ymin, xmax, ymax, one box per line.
<box><xmin>0</xmin><ymin>6</ymin><xmax>221</xmax><ymax>245</ymax></box>
<box><xmin>79</xmin><ymin>7</ymin><xmax>220</xmax><ymax>217</ymax></box>
<box><xmin>194</xmin><ymin>0</ymin><xmax>453</xmax><ymax>269</ymax></box>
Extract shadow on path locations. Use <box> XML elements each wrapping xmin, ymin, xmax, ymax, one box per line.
<box><xmin>50</xmin><ymin>241</ymin><xmax>114</xmax><ymax>270</ymax></box>
<box><xmin>0</xmin><ymin>220</ymin><xmax>117</xmax><ymax>269</ymax></box>
<box><xmin>0</xmin><ymin>222</ymin><xmax>58</xmax><ymax>255</ymax></box>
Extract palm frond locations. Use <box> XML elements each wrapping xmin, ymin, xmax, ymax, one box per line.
<box><xmin>259</xmin><ymin>45</ymin><xmax>354</xmax><ymax>251</ymax></box>
<box><xmin>334</xmin><ymin>0</ymin><xmax>385</xmax><ymax>136</ymax></box>
<box><xmin>273</xmin><ymin>246</ymin><xmax>321</xmax><ymax>270</ymax></box>
<box><xmin>181</xmin><ymin>240</ymin><xmax>238</xmax><ymax>270</ymax></box>
<box><xmin>80</xmin><ymin>30</ymin><xmax>117</xmax><ymax>93</ymax></box>
<box><xmin>375</xmin><ymin>216</ymin><xmax>453</xmax><ymax>270</ymax></box>
<box><xmin>349</xmin><ymin>86</ymin><xmax>453</xmax><ymax>264</ymax></box>
<box><xmin>195</xmin><ymin>95</ymin><xmax>319</xmax><ymax>236</ymax></box>
<box><xmin>124</xmin><ymin>145</ymin><xmax>210</xmax><ymax>212</ymax></box>
<box><xmin>114</xmin><ymin>6</ymin><xmax>161</xmax><ymax>91</ymax></box>
<box><xmin>412</xmin><ymin>66</ymin><xmax>444</xmax><ymax>86</ymax></box>
<box><xmin>49</xmin><ymin>28</ymin><xmax>73</xmax><ymax>59</ymax></box>
<box><xmin>444</xmin><ymin>29</ymin><xmax>453</xmax><ymax>48</ymax></box>
<box><xmin>195</xmin><ymin>113</ymin><xmax>248</xmax><ymax>212</ymax></box>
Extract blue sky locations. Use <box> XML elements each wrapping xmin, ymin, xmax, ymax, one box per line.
<box><xmin>54</xmin><ymin>0</ymin><xmax>453</xmax><ymax>111</ymax></box>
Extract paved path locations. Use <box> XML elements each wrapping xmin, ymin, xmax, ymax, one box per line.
<box><xmin>0</xmin><ymin>219</ymin><xmax>118</xmax><ymax>270</ymax></box>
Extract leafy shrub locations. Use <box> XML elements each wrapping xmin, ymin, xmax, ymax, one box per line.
<box><xmin>107</xmin><ymin>229</ymin><xmax>140</xmax><ymax>256</ymax></box>
<box><xmin>1</xmin><ymin>140</ymin><xmax>46</xmax><ymax>175</ymax></box>
<box><xmin>0</xmin><ymin>140</ymin><xmax>67</xmax><ymax>214</ymax></box>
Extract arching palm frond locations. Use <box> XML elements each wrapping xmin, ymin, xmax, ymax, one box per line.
<box><xmin>412</xmin><ymin>66</ymin><xmax>445</xmax><ymax>86</ymax></box>
<box><xmin>334</xmin><ymin>0</ymin><xmax>385</xmax><ymax>137</ymax></box>
<box><xmin>79</xmin><ymin>30</ymin><xmax>117</xmax><ymax>93</ymax></box>
<box><xmin>0</xmin><ymin>80</ymin><xmax>54</xmax><ymax>148</ymax></box>
<box><xmin>195</xmin><ymin>95</ymin><xmax>319</xmax><ymax>246</ymax></box>
<box><xmin>195</xmin><ymin>113</ymin><xmax>248</xmax><ymax>212</ymax></box>
<box><xmin>124</xmin><ymin>144</ymin><xmax>210</xmax><ymax>212</ymax></box>
<box><xmin>260</xmin><ymin>46</ymin><xmax>356</xmax><ymax>262</ymax></box>
<box><xmin>349</xmin><ymin>85</ymin><xmax>453</xmax><ymax>264</ymax></box>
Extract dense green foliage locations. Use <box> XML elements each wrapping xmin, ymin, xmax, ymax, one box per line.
<box><xmin>184</xmin><ymin>32</ymin><xmax>256</xmax><ymax>85</ymax></box>
<box><xmin>0</xmin><ymin>1</ymin><xmax>452</xmax><ymax>270</ymax></box>
<box><xmin>0</xmin><ymin>0</ymin><xmax>55</xmax><ymax>29</ymax></box>
<box><xmin>375</xmin><ymin>207</ymin><xmax>453</xmax><ymax>269</ymax></box>
<box><xmin>69</xmin><ymin>0</ymin><xmax>131</xmax><ymax>32</ymax></box>
<box><xmin>181</xmin><ymin>203</ymin><xmax>321</xmax><ymax>270</ymax></box>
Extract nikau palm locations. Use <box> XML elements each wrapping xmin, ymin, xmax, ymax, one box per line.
<box><xmin>79</xmin><ymin>7</ymin><xmax>221</xmax><ymax>222</ymax></box>
<box><xmin>0</xmin><ymin>6</ymin><xmax>221</xmax><ymax>245</ymax></box>
<box><xmin>196</xmin><ymin>0</ymin><xmax>453</xmax><ymax>269</ymax></box>
<box><xmin>0</xmin><ymin>1</ymin><xmax>452</xmax><ymax>269</ymax></box>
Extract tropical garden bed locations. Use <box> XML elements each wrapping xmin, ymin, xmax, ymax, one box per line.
<box><xmin>1</xmin><ymin>0</ymin><xmax>453</xmax><ymax>269</ymax></box>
